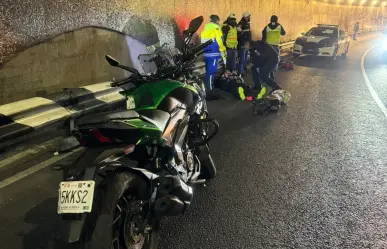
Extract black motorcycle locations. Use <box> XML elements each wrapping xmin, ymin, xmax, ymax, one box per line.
<box><xmin>56</xmin><ymin>16</ymin><xmax>219</xmax><ymax>249</ymax></box>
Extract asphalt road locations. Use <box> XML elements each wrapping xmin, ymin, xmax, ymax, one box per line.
<box><xmin>0</xmin><ymin>33</ymin><xmax>387</xmax><ymax>249</ymax></box>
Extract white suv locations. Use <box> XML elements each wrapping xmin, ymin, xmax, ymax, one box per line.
<box><xmin>293</xmin><ymin>24</ymin><xmax>350</xmax><ymax>60</ymax></box>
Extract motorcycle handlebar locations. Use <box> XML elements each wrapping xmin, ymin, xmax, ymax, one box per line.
<box><xmin>111</xmin><ymin>41</ymin><xmax>214</xmax><ymax>87</ymax></box>
<box><xmin>189</xmin><ymin>40</ymin><xmax>213</xmax><ymax>55</ymax></box>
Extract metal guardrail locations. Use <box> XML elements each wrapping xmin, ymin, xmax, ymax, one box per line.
<box><xmin>278</xmin><ymin>28</ymin><xmax>379</xmax><ymax>56</ymax></box>
<box><xmin>0</xmin><ymin>82</ymin><xmax>129</xmax><ymax>150</ymax></box>
<box><xmin>0</xmin><ymin>29</ymin><xmax>379</xmax><ymax>151</ymax></box>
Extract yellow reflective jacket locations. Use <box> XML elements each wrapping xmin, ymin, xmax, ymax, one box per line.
<box><xmin>200</xmin><ymin>22</ymin><xmax>226</xmax><ymax>57</ymax></box>
<box><xmin>266</xmin><ymin>25</ymin><xmax>282</xmax><ymax>45</ymax></box>
<box><xmin>223</xmin><ymin>24</ymin><xmax>238</xmax><ymax>49</ymax></box>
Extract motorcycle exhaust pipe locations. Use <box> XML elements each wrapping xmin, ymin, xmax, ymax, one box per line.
<box><xmin>154</xmin><ymin>195</ymin><xmax>185</xmax><ymax>217</ymax></box>
<box><xmin>158</xmin><ymin>175</ymin><xmax>193</xmax><ymax>203</ymax></box>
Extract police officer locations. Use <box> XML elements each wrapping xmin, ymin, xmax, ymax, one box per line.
<box><xmin>262</xmin><ymin>15</ymin><xmax>286</xmax><ymax>79</ymax></box>
<box><xmin>200</xmin><ymin>15</ymin><xmax>227</xmax><ymax>100</ymax></box>
<box><xmin>222</xmin><ymin>13</ymin><xmax>239</xmax><ymax>72</ymax></box>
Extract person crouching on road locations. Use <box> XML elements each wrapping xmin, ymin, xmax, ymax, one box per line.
<box><xmin>200</xmin><ymin>15</ymin><xmax>227</xmax><ymax>100</ymax></box>
<box><xmin>247</xmin><ymin>40</ymin><xmax>282</xmax><ymax>103</ymax></box>
<box><xmin>261</xmin><ymin>15</ymin><xmax>286</xmax><ymax>80</ymax></box>
<box><xmin>222</xmin><ymin>13</ymin><xmax>239</xmax><ymax>73</ymax></box>
<box><xmin>237</xmin><ymin>12</ymin><xmax>252</xmax><ymax>76</ymax></box>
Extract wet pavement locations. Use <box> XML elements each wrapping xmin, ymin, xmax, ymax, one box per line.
<box><xmin>0</xmin><ymin>33</ymin><xmax>387</xmax><ymax>249</ymax></box>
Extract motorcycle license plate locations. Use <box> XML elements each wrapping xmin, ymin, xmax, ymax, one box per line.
<box><xmin>126</xmin><ymin>96</ymin><xmax>135</xmax><ymax>109</ymax></box>
<box><xmin>57</xmin><ymin>181</ymin><xmax>95</xmax><ymax>214</ymax></box>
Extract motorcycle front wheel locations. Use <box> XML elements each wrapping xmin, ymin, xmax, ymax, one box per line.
<box><xmin>82</xmin><ymin>171</ymin><xmax>159</xmax><ymax>249</ymax></box>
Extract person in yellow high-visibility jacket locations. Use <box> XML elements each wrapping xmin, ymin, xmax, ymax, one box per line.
<box><xmin>222</xmin><ymin>13</ymin><xmax>239</xmax><ymax>72</ymax></box>
<box><xmin>200</xmin><ymin>15</ymin><xmax>226</xmax><ymax>99</ymax></box>
<box><xmin>262</xmin><ymin>15</ymin><xmax>286</xmax><ymax>80</ymax></box>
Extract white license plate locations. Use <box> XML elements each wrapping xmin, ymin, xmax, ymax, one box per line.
<box><xmin>126</xmin><ymin>96</ymin><xmax>135</xmax><ymax>109</ymax></box>
<box><xmin>57</xmin><ymin>180</ymin><xmax>95</xmax><ymax>214</ymax></box>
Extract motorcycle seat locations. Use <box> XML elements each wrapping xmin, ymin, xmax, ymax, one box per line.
<box><xmin>77</xmin><ymin>109</ymin><xmax>170</xmax><ymax>132</ymax></box>
<box><xmin>77</xmin><ymin>110</ymin><xmax>140</xmax><ymax>126</ymax></box>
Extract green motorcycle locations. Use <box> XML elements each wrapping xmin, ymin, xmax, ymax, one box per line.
<box><xmin>57</xmin><ymin>16</ymin><xmax>219</xmax><ymax>249</ymax></box>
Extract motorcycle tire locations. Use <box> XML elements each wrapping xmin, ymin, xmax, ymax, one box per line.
<box><xmin>82</xmin><ymin>172</ymin><xmax>159</xmax><ymax>249</ymax></box>
<box><xmin>197</xmin><ymin>144</ymin><xmax>217</xmax><ymax>179</ymax></box>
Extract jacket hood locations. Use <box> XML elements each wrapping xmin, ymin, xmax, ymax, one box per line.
<box><xmin>268</xmin><ymin>23</ymin><xmax>280</xmax><ymax>29</ymax></box>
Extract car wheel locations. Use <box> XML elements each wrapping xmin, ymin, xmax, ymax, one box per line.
<box><xmin>341</xmin><ymin>43</ymin><xmax>349</xmax><ymax>58</ymax></box>
<box><xmin>331</xmin><ymin>48</ymin><xmax>338</xmax><ymax>61</ymax></box>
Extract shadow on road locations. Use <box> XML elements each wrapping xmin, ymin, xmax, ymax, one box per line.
<box><xmin>294</xmin><ymin>56</ymin><xmax>348</xmax><ymax>70</ymax></box>
<box><xmin>21</xmin><ymin>198</ymin><xmax>69</xmax><ymax>249</ymax></box>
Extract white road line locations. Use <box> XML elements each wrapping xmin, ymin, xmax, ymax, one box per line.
<box><xmin>360</xmin><ymin>45</ymin><xmax>387</xmax><ymax>119</ymax></box>
<box><xmin>0</xmin><ymin>137</ymin><xmax>62</xmax><ymax>169</ymax></box>
<box><xmin>0</xmin><ymin>148</ymin><xmax>81</xmax><ymax>189</ymax></box>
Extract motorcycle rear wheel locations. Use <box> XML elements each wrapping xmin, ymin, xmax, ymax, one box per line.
<box><xmin>82</xmin><ymin>172</ymin><xmax>159</xmax><ymax>249</ymax></box>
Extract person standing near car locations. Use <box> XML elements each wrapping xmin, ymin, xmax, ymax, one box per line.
<box><xmin>222</xmin><ymin>13</ymin><xmax>239</xmax><ymax>72</ymax></box>
<box><xmin>262</xmin><ymin>15</ymin><xmax>286</xmax><ymax>80</ymax></box>
<box><xmin>237</xmin><ymin>12</ymin><xmax>252</xmax><ymax>76</ymax></box>
<box><xmin>353</xmin><ymin>22</ymin><xmax>359</xmax><ymax>40</ymax></box>
<box><xmin>200</xmin><ymin>15</ymin><xmax>227</xmax><ymax>100</ymax></box>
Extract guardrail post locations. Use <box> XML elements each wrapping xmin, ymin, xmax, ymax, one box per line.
<box><xmin>69</xmin><ymin>118</ymin><xmax>75</xmax><ymax>133</ymax></box>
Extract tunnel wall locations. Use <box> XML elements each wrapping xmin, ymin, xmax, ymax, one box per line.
<box><xmin>0</xmin><ymin>0</ymin><xmax>385</xmax><ymax>104</ymax></box>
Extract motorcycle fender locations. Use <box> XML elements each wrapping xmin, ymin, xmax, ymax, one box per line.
<box><xmin>61</xmin><ymin>167</ymin><xmax>157</xmax><ymax>243</ymax></box>
<box><xmin>62</xmin><ymin>218</ymin><xmax>86</xmax><ymax>243</ymax></box>
<box><xmin>61</xmin><ymin>166</ymin><xmax>96</xmax><ymax>243</ymax></box>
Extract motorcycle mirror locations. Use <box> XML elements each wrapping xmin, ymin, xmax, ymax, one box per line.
<box><xmin>105</xmin><ymin>55</ymin><xmax>120</xmax><ymax>67</ymax></box>
<box><xmin>188</xmin><ymin>16</ymin><xmax>204</xmax><ymax>35</ymax></box>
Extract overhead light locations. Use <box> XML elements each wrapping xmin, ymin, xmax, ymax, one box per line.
<box><xmin>382</xmin><ymin>1</ymin><xmax>387</xmax><ymax>5</ymax></box>
<box><xmin>360</xmin><ymin>0</ymin><xmax>367</xmax><ymax>4</ymax></box>
<box><xmin>372</xmin><ymin>0</ymin><xmax>378</xmax><ymax>5</ymax></box>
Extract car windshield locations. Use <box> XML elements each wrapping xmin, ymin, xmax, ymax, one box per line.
<box><xmin>138</xmin><ymin>43</ymin><xmax>176</xmax><ymax>76</ymax></box>
<box><xmin>307</xmin><ymin>27</ymin><xmax>338</xmax><ymax>38</ymax></box>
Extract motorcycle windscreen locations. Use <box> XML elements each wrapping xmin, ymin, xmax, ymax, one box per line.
<box><xmin>138</xmin><ymin>43</ymin><xmax>176</xmax><ymax>76</ymax></box>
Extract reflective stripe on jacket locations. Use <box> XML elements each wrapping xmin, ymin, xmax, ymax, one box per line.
<box><xmin>223</xmin><ymin>24</ymin><xmax>238</xmax><ymax>49</ymax></box>
<box><xmin>266</xmin><ymin>25</ymin><xmax>281</xmax><ymax>45</ymax></box>
<box><xmin>200</xmin><ymin>22</ymin><xmax>226</xmax><ymax>57</ymax></box>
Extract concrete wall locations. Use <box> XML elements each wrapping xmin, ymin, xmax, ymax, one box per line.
<box><xmin>0</xmin><ymin>0</ymin><xmax>385</xmax><ymax>104</ymax></box>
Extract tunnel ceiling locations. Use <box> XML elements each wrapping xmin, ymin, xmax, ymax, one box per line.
<box><xmin>315</xmin><ymin>0</ymin><xmax>387</xmax><ymax>6</ymax></box>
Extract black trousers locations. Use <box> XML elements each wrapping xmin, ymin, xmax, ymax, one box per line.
<box><xmin>252</xmin><ymin>60</ymin><xmax>281</xmax><ymax>93</ymax></box>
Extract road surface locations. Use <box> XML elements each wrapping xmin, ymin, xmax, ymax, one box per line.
<box><xmin>0</xmin><ymin>33</ymin><xmax>386</xmax><ymax>249</ymax></box>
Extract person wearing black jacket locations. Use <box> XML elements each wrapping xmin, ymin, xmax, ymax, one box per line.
<box><xmin>237</xmin><ymin>12</ymin><xmax>252</xmax><ymax>76</ymax></box>
<box><xmin>249</xmin><ymin>40</ymin><xmax>282</xmax><ymax>100</ymax></box>
<box><xmin>262</xmin><ymin>15</ymin><xmax>286</xmax><ymax>80</ymax></box>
